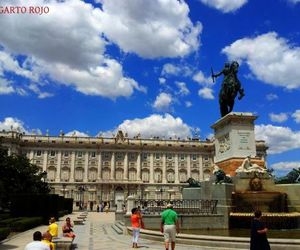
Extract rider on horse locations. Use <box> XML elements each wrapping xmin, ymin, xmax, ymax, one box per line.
<box><xmin>212</xmin><ymin>61</ymin><xmax>245</xmax><ymax>117</ymax></box>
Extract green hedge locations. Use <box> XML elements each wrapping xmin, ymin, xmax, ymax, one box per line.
<box><xmin>0</xmin><ymin>214</ymin><xmax>10</xmax><ymax>220</ymax></box>
<box><xmin>0</xmin><ymin>217</ymin><xmax>22</xmax><ymax>227</ymax></box>
<box><xmin>10</xmin><ymin>217</ymin><xmax>43</xmax><ymax>232</ymax></box>
<box><xmin>0</xmin><ymin>227</ymin><xmax>10</xmax><ymax>241</ymax></box>
<box><xmin>10</xmin><ymin>194</ymin><xmax>73</xmax><ymax>221</ymax></box>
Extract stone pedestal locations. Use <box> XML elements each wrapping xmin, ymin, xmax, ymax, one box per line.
<box><xmin>211</xmin><ymin>112</ymin><xmax>260</xmax><ymax>175</ymax></box>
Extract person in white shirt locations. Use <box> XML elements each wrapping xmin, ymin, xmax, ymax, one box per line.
<box><xmin>24</xmin><ymin>231</ymin><xmax>50</xmax><ymax>250</ymax></box>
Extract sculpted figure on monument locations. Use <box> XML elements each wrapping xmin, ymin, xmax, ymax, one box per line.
<box><xmin>186</xmin><ymin>177</ymin><xmax>201</xmax><ymax>187</ymax></box>
<box><xmin>212</xmin><ymin>61</ymin><xmax>245</xmax><ymax>117</ymax></box>
<box><xmin>213</xmin><ymin>165</ymin><xmax>232</xmax><ymax>184</ymax></box>
<box><xmin>236</xmin><ymin>156</ymin><xmax>266</xmax><ymax>173</ymax></box>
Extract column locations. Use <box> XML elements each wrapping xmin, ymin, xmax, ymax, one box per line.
<box><xmin>162</xmin><ymin>153</ymin><xmax>167</xmax><ymax>183</ymax></box>
<box><xmin>70</xmin><ymin>151</ymin><xmax>75</xmax><ymax>182</ymax></box>
<box><xmin>187</xmin><ymin>154</ymin><xmax>191</xmax><ymax>179</ymax></box>
<box><xmin>199</xmin><ymin>154</ymin><xmax>204</xmax><ymax>180</ymax></box>
<box><xmin>149</xmin><ymin>153</ymin><xmax>154</xmax><ymax>183</ymax></box>
<box><xmin>55</xmin><ymin>151</ymin><xmax>62</xmax><ymax>182</ymax></box>
<box><xmin>175</xmin><ymin>153</ymin><xmax>179</xmax><ymax>183</ymax></box>
<box><xmin>136</xmin><ymin>152</ymin><xmax>141</xmax><ymax>181</ymax></box>
<box><xmin>84</xmin><ymin>151</ymin><xmax>89</xmax><ymax>182</ymax></box>
<box><xmin>42</xmin><ymin>150</ymin><xmax>48</xmax><ymax>172</ymax></box>
<box><xmin>97</xmin><ymin>151</ymin><xmax>102</xmax><ymax>180</ymax></box>
<box><xmin>123</xmin><ymin>152</ymin><xmax>128</xmax><ymax>180</ymax></box>
<box><xmin>110</xmin><ymin>152</ymin><xmax>115</xmax><ymax>180</ymax></box>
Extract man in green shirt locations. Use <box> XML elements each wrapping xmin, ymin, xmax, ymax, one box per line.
<box><xmin>160</xmin><ymin>203</ymin><xmax>179</xmax><ymax>250</ymax></box>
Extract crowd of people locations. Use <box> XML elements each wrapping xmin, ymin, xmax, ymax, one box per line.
<box><xmin>24</xmin><ymin>217</ymin><xmax>76</xmax><ymax>250</ymax></box>
<box><xmin>24</xmin><ymin>204</ymin><xmax>270</xmax><ymax>250</ymax></box>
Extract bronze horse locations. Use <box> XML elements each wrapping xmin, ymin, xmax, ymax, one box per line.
<box><xmin>213</xmin><ymin>61</ymin><xmax>245</xmax><ymax>117</ymax></box>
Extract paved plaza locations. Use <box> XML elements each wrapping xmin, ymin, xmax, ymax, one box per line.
<box><xmin>0</xmin><ymin>212</ymin><xmax>244</xmax><ymax>250</ymax></box>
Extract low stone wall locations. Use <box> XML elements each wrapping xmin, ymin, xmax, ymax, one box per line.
<box><xmin>127</xmin><ymin>227</ymin><xmax>300</xmax><ymax>250</ymax></box>
<box><xmin>124</xmin><ymin>213</ymin><xmax>226</xmax><ymax>230</ymax></box>
<box><xmin>275</xmin><ymin>184</ymin><xmax>300</xmax><ymax>212</ymax></box>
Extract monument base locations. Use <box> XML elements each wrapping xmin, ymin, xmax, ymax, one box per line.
<box><xmin>217</xmin><ymin>157</ymin><xmax>265</xmax><ymax>176</ymax></box>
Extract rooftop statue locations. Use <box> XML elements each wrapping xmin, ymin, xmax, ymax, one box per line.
<box><xmin>212</xmin><ymin>61</ymin><xmax>245</xmax><ymax>117</ymax></box>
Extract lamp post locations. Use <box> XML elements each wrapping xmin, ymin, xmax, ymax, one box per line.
<box><xmin>62</xmin><ymin>184</ymin><xmax>66</xmax><ymax>197</ymax></box>
<box><xmin>41</xmin><ymin>171</ymin><xmax>47</xmax><ymax>183</ymax></box>
<box><xmin>78</xmin><ymin>185</ymin><xmax>85</xmax><ymax>210</ymax></box>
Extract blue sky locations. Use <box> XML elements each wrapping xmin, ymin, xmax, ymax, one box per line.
<box><xmin>0</xmin><ymin>0</ymin><xmax>300</xmax><ymax>177</ymax></box>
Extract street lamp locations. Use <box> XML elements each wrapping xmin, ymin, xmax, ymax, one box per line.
<box><xmin>41</xmin><ymin>171</ymin><xmax>47</xmax><ymax>183</ymax></box>
<box><xmin>78</xmin><ymin>185</ymin><xmax>85</xmax><ymax>210</ymax></box>
<box><xmin>62</xmin><ymin>184</ymin><xmax>66</xmax><ymax>197</ymax></box>
<box><xmin>160</xmin><ymin>187</ymin><xmax>163</xmax><ymax>200</ymax></box>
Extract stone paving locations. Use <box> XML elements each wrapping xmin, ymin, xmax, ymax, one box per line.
<box><xmin>0</xmin><ymin>212</ymin><xmax>242</xmax><ymax>250</ymax></box>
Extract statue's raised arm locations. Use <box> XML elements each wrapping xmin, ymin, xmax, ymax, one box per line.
<box><xmin>213</xmin><ymin>61</ymin><xmax>245</xmax><ymax>117</ymax></box>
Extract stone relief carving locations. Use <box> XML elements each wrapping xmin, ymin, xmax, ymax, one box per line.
<box><xmin>218</xmin><ymin>133</ymin><xmax>230</xmax><ymax>153</ymax></box>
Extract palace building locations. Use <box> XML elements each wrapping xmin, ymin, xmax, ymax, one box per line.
<box><xmin>0</xmin><ymin>129</ymin><xmax>267</xmax><ymax>209</ymax></box>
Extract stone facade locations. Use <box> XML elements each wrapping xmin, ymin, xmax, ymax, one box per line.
<box><xmin>0</xmin><ymin>129</ymin><xmax>267</xmax><ymax>209</ymax></box>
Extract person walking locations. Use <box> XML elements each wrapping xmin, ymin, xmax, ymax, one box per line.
<box><xmin>250</xmin><ymin>210</ymin><xmax>270</xmax><ymax>250</ymax></box>
<box><xmin>25</xmin><ymin>231</ymin><xmax>50</xmax><ymax>250</ymax></box>
<box><xmin>160</xmin><ymin>203</ymin><xmax>179</xmax><ymax>250</ymax></box>
<box><xmin>131</xmin><ymin>207</ymin><xmax>142</xmax><ymax>248</ymax></box>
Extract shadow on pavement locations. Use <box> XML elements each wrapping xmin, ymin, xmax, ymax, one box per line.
<box><xmin>0</xmin><ymin>244</ymin><xmax>19</xmax><ymax>249</ymax></box>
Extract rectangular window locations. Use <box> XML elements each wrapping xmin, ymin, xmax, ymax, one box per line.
<box><xmin>167</xmin><ymin>154</ymin><xmax>173</xmax><ymax>160</ymax></box>
<box><xmin>91</xmin><ymin>152</ymin><xmax>96</xmax><ymax>158</ymax></box>
<box><xmin>192</xmin><ymin>154</ymin><xmax>197</xmax><ymax>161</ymax></box>
<box><xmin>77</xmin><ymin>151</ymin><xmax>83</xmax><ymax>158</ymax></box>
<box><xmin>142</xmin><ymin>153</ymin><xmax>148</xmax><ymax>160</ymax></box>
<box><xmin>155</xmin><ymin>153</ymin><xmax>160</xmax><ymax>160</ymax></box>
<box><xmin>64</xmin><ymin>151</ymin><xmax>69</xmax><ymax>157</ymax></box>
<box><xmin>180</xmin><ymin>154</ymin><xmax>185</xmax><ymax>160</ymax></box>
<box><xmin>50</xmin><ymin>151</ymin><xmax>56</xmax><ymax>157</ymax></box>
<box><xmin>36</xmin><ymin>150</ymin><xmax>42</xmax><ymax>156</ymax></box>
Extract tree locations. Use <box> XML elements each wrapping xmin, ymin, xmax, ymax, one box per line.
<box><xmin>0</xmin><ymin>145</ymin><xmax>50</xmax><ymax>210</ymax></box>
<box><xmin>275</xmin><ymin>168</ymin><xmax>300</xmax><ymax>184</ymax></box>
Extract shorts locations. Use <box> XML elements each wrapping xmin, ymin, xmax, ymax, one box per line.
<box><xmin>163</xmin><ymin>224</ymin><xmax>176</xmax><ymax>242</ymax></box>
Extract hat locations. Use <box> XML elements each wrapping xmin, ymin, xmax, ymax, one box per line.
<box><xmin>166</xmin><ymin>203</ymin><xmax>173</xmax><ymax>208</ymax></box>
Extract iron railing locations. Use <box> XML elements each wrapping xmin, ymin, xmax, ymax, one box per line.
<box><xmin>135</xmin><ymin>199</ymin><xmax>218</xmax><ymax>215</ymax></box>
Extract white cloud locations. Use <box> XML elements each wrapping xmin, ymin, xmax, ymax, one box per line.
<box><xmin>0</xmin><ymin>0</ymin><xmax>144</xmax><ymax>99</ymax></box>
<box><xmin>28</xmin><ymin>84</ymin><xmax>53</xmax><ymax>99</ymax></box>
<box><xmin>102</xmin><ymin>113</ymin><xmax>192</xmax><ymax>139</ymax></box>
<box><xmin>0</xmin><ymin>50</ymin><xmax>37</xmax><ymax>81</ymax></box>
<box><xmin>199</xmin><ymin>0</ymin><xmax>248</xmax><ymax>13</ymax></box>
<box><xmin>152</xmin><ymin>92</ymin><xmax>173</xmax><ymax>112</ymax></box>
<box><xmin>292</xmin><ymin>110</ymin><xmax>300</xmax><ymax>123</ymax></box>
<box><xmin>0</xmin><ymin>117</ymin><xmax>27</xmax><ymax>133</ymax></box>
<box><xmin>176</xmin><ymin>81</ymin><xmax>190</xmax><ymax>96</ymax></box>
<box><xmin>271</xmin><ymin>161</ymin><xmax>300</xmax><ymax>171</ymax></box>
<box><xmin>0</xmin><ymin>78</ymin><xmax>14</xmax><ymax>94</ymax></box>
<box><xmin>222</xmin><ymin>32</ymin><xmax>300</xmax><ymax>89</ymax></box>
<box><xmin>266</xmin><ymin>93</ymin><xmax>278</xmax><ymax>101</ymax></box>
<box><xmin>255</xmin><ymin>124</ymin><xmax>300</xmax><ymax>154</ymax></box>
<box><xmin>269</xmin><ymin>112</ymin><xmax>288</xmax><ymax>123</ymax></box>
<box><xmin>65</xmin><ymin>130</ymin><xmax>89</xmax><ymax>137</ymax></box>
<box><xmin>185</xmin><ymin>101</ymin><xmax>192</xmax><ymax>107</ymax></box>
<box><xmin>288</xmin><ymin>0</ymin><xmax>300</xmax><ymax>4</ymax></box>
<box><xmin>198</xmin><ymin>87</ymin><xmax>214</xmax><ymax>99</ymax></box>
<box><xmin>161</xmin><ymin>63</ymin><xmax>193</xmax><ymax>77</ymax></box>
<box><xmin>99</xmin><ymin>0</ymin><xmax>202</xmax><ymax>58</ymax></box>
<box><xmin>159</xmin><ymin>77</ymin><xmax>166</xmax><ymax>85</ymax></box>
<box><xmin>193</xmin><ymin>70</ymin><xmax>213</xmax><ymax>86</ymax></box>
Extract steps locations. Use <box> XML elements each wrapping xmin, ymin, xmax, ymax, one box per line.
<box><xmin>111</xmin><ymin>221</ymin><xmax>125</xmax><ymax>234</ymax></box>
